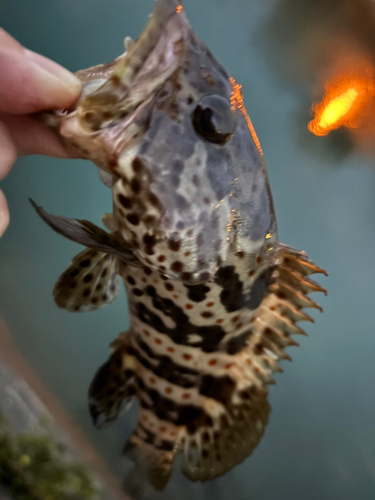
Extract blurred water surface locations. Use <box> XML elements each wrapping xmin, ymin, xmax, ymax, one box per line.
<box><xmin>1</xmin><ymin>1</ymin><xmax>375</xmax><ymax>499</ymax></box>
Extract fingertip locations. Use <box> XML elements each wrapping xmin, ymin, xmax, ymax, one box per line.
<box><xmin>0</xmin><ymin>189</ymin><xmax>10</xmax><ymax>237</ymax></box>
<box><xmin>25</xmin><ymin>49</ymin><xmax>82</xmax><ymax>106</ymax></box>
<box><xmin>0</xmin><ymin>32</ymin><xmax>82</xmax><ymax>113</ymax></box>
<box><xmin>0</xmin><ymin>28</ymin><xmax>22</xmax><ymax>50</ymax></box>
<box><xmin>0</xmin><ymin>121</ymin><xmax>17</xmax><ymax>180</ymax></box>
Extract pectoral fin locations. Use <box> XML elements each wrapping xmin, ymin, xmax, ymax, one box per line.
<box><xmin>29</xmin><ymin>198</ymin><xmax>137</xmax><ymax>264</ymax></box>
<box><xmin>54</xmin><ymin>248</ymin><xmax>120</xmax><ymax>312</ymax></box>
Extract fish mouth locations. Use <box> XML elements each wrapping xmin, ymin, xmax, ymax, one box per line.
<box><xmin>40</xmin><ymin>0</ymin><xmax>189</xmax><ymax>171</ymax></box>
<box><xmin>76</xmin><ymin>0</ymin><xmax>188</xmax><ymax>133</ymax></box>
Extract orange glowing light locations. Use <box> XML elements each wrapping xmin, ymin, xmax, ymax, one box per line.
<box><xmin>308</xmin><ymin>74</ymin><xmax>375</xmax><ymax>136</ymax></box>
<box><xmin>176</xmin><ymin>5</ymin><xmax>183</xmax><ymax>13</ymax></box>
<box><xmin>230</xmin><ymin>77</ymin><xmax>263</xmax><ymax>155</ymax></box>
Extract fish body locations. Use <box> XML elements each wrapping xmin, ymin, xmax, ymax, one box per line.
<box><xmin>32</xmin><ymin>0</ymin><xmax>327</xmax><ymax>489</ymax></box>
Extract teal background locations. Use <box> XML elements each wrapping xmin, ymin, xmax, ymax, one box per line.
<box><xmin>1</xmin><ymin>1</ymin><xmax>375</xmax><ymax>498</ymax></box>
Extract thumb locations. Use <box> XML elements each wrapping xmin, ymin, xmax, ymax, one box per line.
<box><xmin>0</xmin><ymin>29</ymin><xmax>81</xmax><ymax>114</ymax></box>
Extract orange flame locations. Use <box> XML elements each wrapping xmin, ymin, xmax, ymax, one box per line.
<box><xmin>308</xmin><ymin>74</ymin><xmax>375</xmax><ymax>136</ymax></box>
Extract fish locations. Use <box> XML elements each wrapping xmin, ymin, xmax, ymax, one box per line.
<box><xmin>31</xmin><ymin>0</ymin><xmax>327</xmax><ymax>490</ymax></box>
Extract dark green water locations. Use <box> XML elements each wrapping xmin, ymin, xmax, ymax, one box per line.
<box><xmin>1</xmin><ymin>1</ymin><xmax>375</xmax><ymax>499</ymax></box>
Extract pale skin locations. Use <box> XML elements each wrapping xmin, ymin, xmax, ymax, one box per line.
<box><xmin>0</xmin><ymin>28</ymin><xmax>82</xmax><ymax>237</ymax></box>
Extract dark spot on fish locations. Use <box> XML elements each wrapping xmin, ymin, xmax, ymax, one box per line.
<box><xmin>145</xmin><ymin>215</ymin><xmax>157</xmax><ymax>225</ymax></box>
<box><xmin>171</xmin><ymin>175</ymin><xmax>180</xmax><ymax>188</ymax></box>
<box><xmin>216</xmin><ymin>266</ymin><xmax>272</xmax><ymax>313</ymax></box>
<box><xmin>131</xmin><ymin>178</ymin><xmax>141</xmax><ymax>194</ymax></box>
<box><xmin>201</xmin><ymin>311</ymin><xmax>213</xmax><ymax>318</ymax></box>
<box><xmin>200</xmin><ymin>375</ymin><xmax>235</xmax><ymax>406</ymax></box>
<box><xmin>111</xmin><ymin>74</ymin><xmax>120</xmax><ymax>86</ymax></box>
<box><xmin>168</xmin><ymin>239</ymin><xmax>181</xmax><ymax>252</ymax></box>
<box><xmin>146</xmin><ymin>286</ymin><xmax>156</xmax><ymax>297</ymax></box>
<box><xmin>133</xmin><ymin>288</ymin><xmax>143</xmax><ymax>297</ymax></box>
<box><xmin>70</xmin><ymin>282</ymin><xmax>77</xmax><ymax>288</ymax></box>
<box><xmin>102</xmin><ymin>294</ymin><xmax>108</xmax><ymax>301</ymax></box>
<box><xmin>253</xmin><ymin>343</ymin><xmax>264</xmax><ymax>355</ymax></box>
<box><xmin>187</xmin><ymin>96</ymin><xmax>193</xmax><ymax>105</ymax></box>
<box><xmin>172</xmin><ymin>159</ymin><xmax>184</xmax><ymax>173</ymax></box>
<box><xmin>226</xmin><ymin>330</ymin><xmax>252</xmax><ymax>355</ymax></box>
<box><xmin>91</xmin><ymin>297</ymin><xmax>98</xmax><ymax>304</ymax></box>
<box><xmin>70</xmin><ymin>269</ymin><xmax>79</xmax><ymax>278</ymax></box>
<box><xmin>185</xmin><ymin>284</ymin><xmax>210</xmax><ymax>302</ymax></box>
<box><xmin>192</xmin><ymin>175</ymin><xmax>200</xmax><ymax>187</ymax></box>
<box><xmin>148</xmin><ymin>192</ymin><xmax>160</xmax><ymax>207</ymax></box>
<box><xmin>132</xmin><ymin>158</ymin><xmax>144</xmax><ymax>173</ymax></box>
<box><xmin>143</xmin><ymin>234</ymin><xmax>156</xmax><ymax>246</ymax></box>
<box><xmin>126</xmin><ymin>214</ymin><xmax>139</xmax><ymax>225</ymax></box>
<box><xmin>127</xmin><ymin>276</ymin><xmax>136</xmax><ymax>285</ymax></box>
<box><xmin>118</xmin><ymin>194</ymin><xmax>133</xmax><ymax>209</ymax></box>
<box><xmin>144</xmin><ymin>268</ymin><xmax>152</xmax><ymax>276</ymax></box>
<box><xmin>158</xmin><ymin>255</ymin><xmax>166</xmax><ymax>263</ymax></box>
<box><xmin>83</xmin><ymin>288</ymin><xmax>90</xmax><ymax>297</ymax></box>
<box><xmin>145</xmin><ymin>246</ymin><xmax>154</xmax><ymax>255</ymax></box>
<box><xmin>176</xmin><ymin>221</ymin><xmax>185</xmax><ymax>230</ymax></box>
<box><xmin>249</xmin><ymin>268</ymin><xmax>275</xmax><ymax>309</ymax></box>
<box><xmin>83</xmin><ymin>274</ymin><xmax>93</xmax><ymax>283</ymax></box>
<box><xmin>174</xmin><ymin>193</ymin><xmax>189</xmax><ymax>210</ymax></box>
<box><xmin>171</xmin><ymin>261</ymin><xmax>183</xmax><ymax>273</ymax></box>
<box><xmin>80</xmin><ymin>259</ymin><xmax>91</xmax><ymax>268</ymax></box>
<box><xmin>181</xmin><ymin>272</ymin><xmax>192</xmax><ymax>282</ymax></box>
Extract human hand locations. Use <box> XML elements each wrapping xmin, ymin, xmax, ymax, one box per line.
<box><xmin>0</xmin><ymin>29</ymin><xmax>82</xmax><ymax>237</ymax></box>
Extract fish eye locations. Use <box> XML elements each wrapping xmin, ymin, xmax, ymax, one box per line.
<box><xmin>193</xmin><ymin>95</ymin><xmax>236</xmax><ymax>145</ymax></box>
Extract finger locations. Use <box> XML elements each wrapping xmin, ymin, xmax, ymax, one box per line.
<box><xmin>0</xmin><ymin>113</ymin><xmax>82</xmax><ymax>158</ymax></box>
<box><xmin>0</xmin><ymin>121</ymin><xmax>17</xmax><ymax>180</ymax></box>
<box><xmin>0</xmin><ymin>189</ymin><xmax>10</xmax><ymax>237</ymax></box>
<box><xmin>0</xmin><ymin>29</ymin><xmax>82</xmax><ymax>114</ymax></box>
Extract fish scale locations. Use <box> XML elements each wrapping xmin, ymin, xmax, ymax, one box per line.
<box><xmin>30</xmin><ymin>0</ymin><xmax>327</xmax><ymax>490</ymax></box>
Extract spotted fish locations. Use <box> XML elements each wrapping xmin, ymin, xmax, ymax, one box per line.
<box><xmin>31</xmin><ymin>0</ymin><xmax>327</xmax><ymax>490</ymax></box>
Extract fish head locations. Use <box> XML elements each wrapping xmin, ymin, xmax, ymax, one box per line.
<box><xmin>44</xmin><ymin>0</ymin><xmax>278</xmax><ymax>282</ymax></box>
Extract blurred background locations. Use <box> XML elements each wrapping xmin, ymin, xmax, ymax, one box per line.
<box><xmin>1</xmin><ymin>0</ymin><xmax>375</xmax><ymax>498</ymax></box>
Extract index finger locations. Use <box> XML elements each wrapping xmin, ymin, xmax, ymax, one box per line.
<box><xmin>0</xmin><ymin>29</ymin><xmax>82</xmax><ymax>114</ymax></box>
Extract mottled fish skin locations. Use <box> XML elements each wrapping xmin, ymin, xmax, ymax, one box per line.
<box><xmin>33</xmin><ymin>0</ymin><xmax>327</xmax><ymax>490</ymax></box>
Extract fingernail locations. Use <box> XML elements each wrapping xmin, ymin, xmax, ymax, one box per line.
<box><xmin>26</xmin><ymin>49</ymin><xmax>81</xmax><ymax>96</ymax></box>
